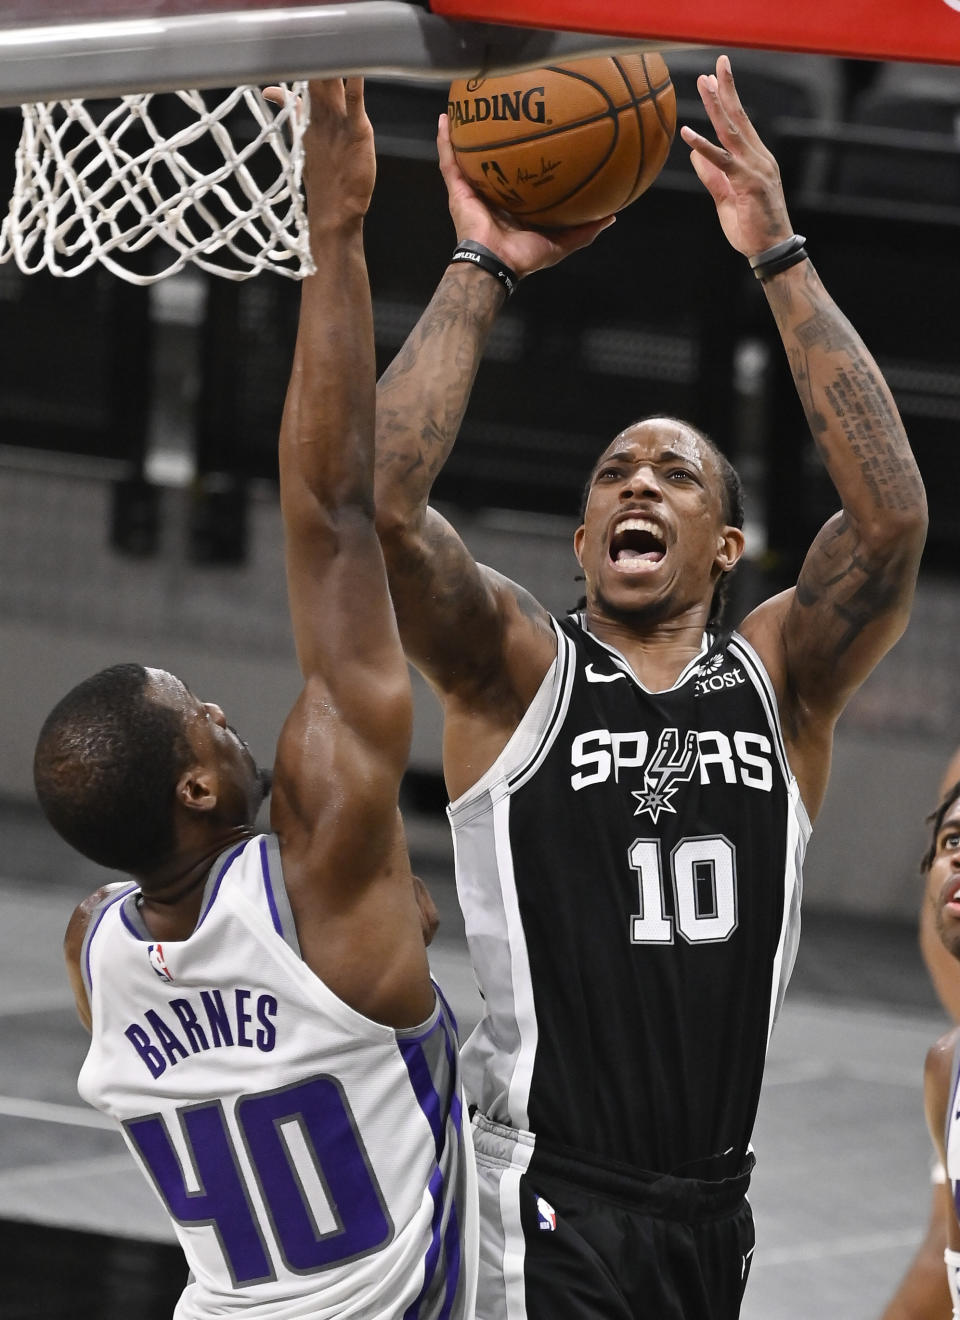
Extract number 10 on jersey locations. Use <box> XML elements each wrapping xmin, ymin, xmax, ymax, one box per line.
<box><xmin>629</xmin><ymin>834</ymin><xmax>738</xmax><ymax>945</ymax></box>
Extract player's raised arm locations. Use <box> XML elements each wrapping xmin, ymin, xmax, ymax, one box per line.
<box><xmin>270</xmin><ymin>80</ymin><xmax>408</xmax><ymax>891</ymax></box>
<box><xmin>374</xmin><ymin>114</ymin><xmax>609</xmax><ymax>706</ymax></box>
<box><xmin>682</xmin><ymin>55</ymin><xmax>927</xmax><ymax>816</ymax></box>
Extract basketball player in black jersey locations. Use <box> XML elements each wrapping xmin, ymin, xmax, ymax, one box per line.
<box><xmin>371</xmin><ymin>54</ymin><xmax>927</xmax><ymax>1320</ymax></box>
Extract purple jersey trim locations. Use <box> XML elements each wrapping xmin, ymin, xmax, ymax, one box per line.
<box><xmin>398</xmin><ymin>1007</ymin><xmax>464</xmax><ymax>1319</ymax></box>
<box><xmin>436</xmin><ymin>997</ymin><xmax>463</xmax><ymax>1138</ymax></box>
<box><xmin>195</xmin><ymin>842</ymin><xmax>247</xmax><ymax>931</ymax></box>
<box><xmin>398</xmin><ymin>1006</ymin><xmax>460</xmax><ymax>1154</ymax></box>
<box><xmin>403</xmin><ymin>1164</ymin><xmax>444</xmax><ymax>1320</ymax></box>
<box><xmin>948</xmin><ymin>1048</ymin><xmax>960</xmax><ymax>1190</ymax></box>
<box><xmin>438</xmin><ymin>1195</ymin><xmax>462</xmax><ymax>1320</ymax></box>
<box><xmin>259</xmin><ymin>837</ymin><xmax>283</xmax><ymax>937</ymax></box>
<box><xmin>119</xmin><ymin>897</ymin><xmax>144</xmax><ymax>940</ymax></box>
<box><xmin>84</xmin><ymin>885</ymin><xmax>138</xmax><ymax>993</ymax></box>
<box><xmin>399</xmin><ymin>1038</ymin><xmax>445</xmax><ymax>1161</ymax></box>
<box><xmin>406</xmin><ymin>1166</ymin><xmax>442</xmax><ymax>1320</ymax></box>
<box><xmin>402</xmin><ymin>1163</ymin><xmax>461</xmax><ymax>1320</ymax></box>
<box><xmin>432</xmin><ymin>979</ymin><xmax>460</xmax><ymax>1041</ymax></box>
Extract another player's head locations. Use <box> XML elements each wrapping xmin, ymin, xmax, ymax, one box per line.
<box><xmin>574</xmin><ymin>417</ymin><xmax>745</xmax><ymax>629</ymax></box>
<box><xmin>923</xmin><ymin>778</ymin><xmax>960</xmax><ymax>958</ymax></box>
<box><xmin>34</xmin><ymin>663</ymin><xmax>270</xmax><ymax>875</ymax></box>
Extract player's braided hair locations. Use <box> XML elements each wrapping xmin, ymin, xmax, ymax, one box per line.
<box><xmin>33</xmin><ymin>663</ymin><xmax>192</xmax><ymax>873</ymax></box>
<box><xmin>921</xmin><ymin>779</ymin><xmax>960</xmax><ymax>874</ymax></box>
<box><xmin>573</xmin><ymin>418</ymin><xmax>745</xmax><ymax>631</ymax></box>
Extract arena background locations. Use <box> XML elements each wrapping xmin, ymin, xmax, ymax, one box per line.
<box><xmin>1</xmin><ymin>34</ymin><xmax>959</xmax><ymax>1318</ymax></box>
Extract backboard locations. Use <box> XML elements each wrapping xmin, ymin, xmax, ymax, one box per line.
<box><xmin>432</xmin><ymin>0</ymin><xmax>960</xmax><ymax>65</ymax></box>
<box><xmin>0</xmin><ymin>0</ymin><xmax>955</xmax><ymax>110</ymax></box>
<box><xmin>0</xmin><ymin>1</ymin><xmax>670</xmax><ymax>106</ymax></box>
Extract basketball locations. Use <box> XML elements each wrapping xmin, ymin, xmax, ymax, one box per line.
<box><xmin>447</xmin><ymin>54</ymin><xmax>676</xmax><ymax>228</ymax></box>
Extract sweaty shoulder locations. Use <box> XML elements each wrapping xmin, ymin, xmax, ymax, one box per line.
<box><xmin>64</xmin><ymin>883</ymin><xmax>127</xmax><ymax>951</ymax></box>
<box><xmin>925</xmin><ymin>1026</ymin><xmax>960</xmax><ymax>1161</ymax></box>
<box><xmin>927</xmin><ymin>1027</ymin><xmax>960</xmax><ymax>1088</ymax></box>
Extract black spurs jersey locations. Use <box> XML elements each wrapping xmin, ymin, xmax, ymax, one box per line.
<box><xmin>449</xmin><ymin>614</ymin><xmax>807</xmax><ymax>1176</ymax></box>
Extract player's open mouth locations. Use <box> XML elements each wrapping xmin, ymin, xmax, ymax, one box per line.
<box><xmin>608</xmin><ymin>517</ymin><xmax>666</xmax><ymax>572</ymax></box>
<box><xmin>941</xmin><ymin>879</ymin><xmax>960</xmax><ymax>917</ymax></box>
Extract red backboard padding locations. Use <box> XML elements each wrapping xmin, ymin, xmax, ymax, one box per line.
<box><xmin>429</xmin><ymin>0</ymin><xmax>960</xmax><ymax>65</ymax></box>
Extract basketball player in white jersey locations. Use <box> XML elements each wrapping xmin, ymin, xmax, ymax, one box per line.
<box><xmin>33</xmin><ymin>80</ymin><xmax>477</xmax><ymax>1320</ymax></box>
<box><xmin>881</xmin><ymin>745</ymin><xmax>960</xmax><ymax>1320</ymax></box>
<box><xmin>371</xmin><ymin>55</ymin><xmax>927</xmax><ymax>1318</ymax></box>
<box><xmin>920</xmin><ymin>772</ymin><xmax>960</xmax><ymax>1317</ymax></box>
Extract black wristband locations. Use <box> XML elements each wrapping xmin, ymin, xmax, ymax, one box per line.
<box><xmin>749</xmin><ymin>233</ymin><xmax>808</xmax><ymax>282</ymax></box>
<box><xmin>449</xmin><ymin>240</ymin><xmax>519</xmax><ymax>298</ymax></box>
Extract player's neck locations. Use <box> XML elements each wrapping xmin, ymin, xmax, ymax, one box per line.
<box><xmin>133</xmin><ymin>826</ymin><xmax>257</xmax><ymax>938</ymax></box>
<box><xmin>583</xmin><ymin>606</ymin><xmax>711</xmax><ymax>687</ymax></box>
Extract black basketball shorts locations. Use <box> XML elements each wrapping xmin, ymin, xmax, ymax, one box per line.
<box><xmin>471</xmin><ymin>1112</ymin><xmax>755</xmax><ymax>1320</ymax></box>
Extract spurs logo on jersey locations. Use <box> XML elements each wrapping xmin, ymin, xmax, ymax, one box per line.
<box><xmin>630</xmin><ymin>728</ymin><xmax>699</xmax><ymax>822</ymax></box>
<box><xmin>570</xmin><ymin>726</ymin><xmax>774</xmax><ymax>796</ymax></box>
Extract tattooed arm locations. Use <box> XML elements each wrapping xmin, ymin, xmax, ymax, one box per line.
<box><xmin>375</xmin><ymin>115</ymin><xmax>610</xmax><ymax>754</ymax></box>
<box><xmin>375</xmin><ymin>260</ymin><xmax>542</xmax><ymax>706</ymax></box>
<box><xmin>683</xmin><ymin>57</ymin><xmax>927</xmax><ymax>816</ymax></box>
<box><xmin>754</xmin><ymin>262</ymin><xmax>925</xmax><ymax>706</ymax></box>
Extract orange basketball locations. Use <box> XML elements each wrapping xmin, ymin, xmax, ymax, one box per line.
<box><xmin>447</xmin><ymin>54</ymin><xmax>676</xmax><ymax>228</ymax></box>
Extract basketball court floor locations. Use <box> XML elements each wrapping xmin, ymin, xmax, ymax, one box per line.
<box><xmin>0</xmin><ymin>796</ymin><xmax>948</xmax><ymax>1319</ymax></box>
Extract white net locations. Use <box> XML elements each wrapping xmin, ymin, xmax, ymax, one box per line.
<box><xmin>0</xmin><ymin>84</ymin><xmax>313</xmax><ymax>284</ymax></box>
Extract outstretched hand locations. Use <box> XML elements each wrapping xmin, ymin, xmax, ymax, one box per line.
<box><xmin>437</xmin><ymin>113</ymin><xmax>614</xmax><ymax>279</ymax></box>
<box><xmin>264</xmin><ymin>78</ymin><xmax>376</xmax><ymax>225</ymax></box>
<box><xmin>679</xmin><ymin>55</ymin><xmax>793</xmax><ymax>258</ymax></box>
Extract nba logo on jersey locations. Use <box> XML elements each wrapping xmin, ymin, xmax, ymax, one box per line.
<box><xmin>536</xmin><ymin>1195</ymin><xmax>557</xmax><ymax>1232</ymax></box>
<box><xmin>147</xmin><ymin>943</ymin><xmax>174</xmax><ymax>984</ymax></box>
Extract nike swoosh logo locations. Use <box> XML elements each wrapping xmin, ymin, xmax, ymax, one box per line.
<box><xmin>584</xmin><ymin>663</ymin><xmax>627</xmax><ymax>683</ymax></box>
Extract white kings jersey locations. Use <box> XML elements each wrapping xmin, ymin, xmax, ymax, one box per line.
<box><xmin>945</xmin><ymin>1038</ymin><xmax>960</xmax><ymax>1309</ymax></box>
<box><xmin>945</xmin><ymin>1037</ymin><xmax>960</xmax><ymax>1220</ymax></box>
<box><xmin>77</xmin><ymin>835</ymin><xmax>478</xmax><ymax>1320</ymax></box>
